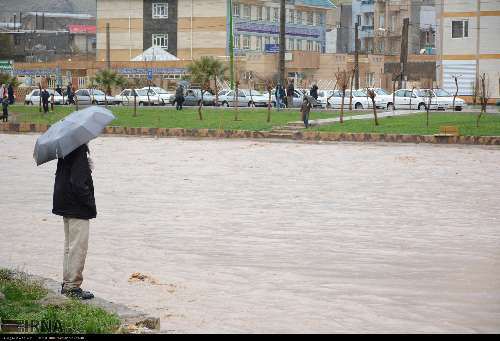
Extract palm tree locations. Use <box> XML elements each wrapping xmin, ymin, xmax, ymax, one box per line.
<box><xmin>187</xmin><ymin>57</ymin><xmax>214</xmax><ymax>120</ymax></box>
<box><xmin>94</xmin><ymin>69</ymin><xmax>126</xmax><ymax>107</ymax></box>
<box><xmin>210</xmin><ymin>58</ymin><xmax>227</xmax><ymax>107</ymax></box>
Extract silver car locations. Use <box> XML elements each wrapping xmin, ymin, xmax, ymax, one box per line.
<box><xmin>73</xmin><ymin>89</ymin><xmax>117</xmax><ymax>105</ymax></box>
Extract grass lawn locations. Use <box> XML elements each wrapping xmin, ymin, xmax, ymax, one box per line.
<box><xmin>313</xmin><ymin>112</ymin><xmax>500</xmax><ymax>136</ymax></box>
<box><xmin>10</xmin><ymin>105</ymin><xmax>351</xmax><ymax>131</ymax></box>
<box><xmin>0</xmin><ymin>269</ymin><xmax>120</xmax><ymax>334</ymax></box>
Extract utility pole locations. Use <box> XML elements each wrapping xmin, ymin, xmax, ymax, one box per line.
<box><xmin>279</xmin><ymin>0</ymin><xmax>286</xmax><ymax>85</ymax></box>
<box><xmin>106</xmin><ymin>22</ymin><xmax>111</xmax><ymax>70</ymax></box>
<box><xmin>228</xmin><ymin>0</ymin><xmax>235</xmax><ymax>89</ymax></box>
<box><xmin>354</xmin><ymin>22</ymin><xmax>360</xmax><ymax>89</ymax></box>
<box><xmin>399</xmin><ymin>18</ymin><xmax>409</xmax><ymax>89</ymax></box>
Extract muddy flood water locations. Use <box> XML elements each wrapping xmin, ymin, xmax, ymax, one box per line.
<box><xmin>1</xmin><ymin>134</ymin><xmax>500</xmax><ymax>333</ymax></box>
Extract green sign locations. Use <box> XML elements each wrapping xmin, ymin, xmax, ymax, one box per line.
<box><xmin>0</xmin><ymin>60</ymin><xmax>13</xmax><ymax>71</ymax></box>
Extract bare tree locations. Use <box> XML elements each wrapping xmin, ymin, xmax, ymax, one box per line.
<box><xmin>348</xmin><ymin>68</ymin><xmax>355</xmax><ymax>111</ymax></box>
<box><xmin>326</xmin><ymin>79</ymin><xmax>338</xmax><ymax>109</ymax></box>
<box><xmin>471</xmin><ymin>80</ymin><xmax>478</xmax><ymax>106</ymax></box>
<box><xmin>477</xmin><ymin>73</ymin><xmax>489</xmax><ymax>128</ymax></box>
<box><xmin>452</xmin><ymin>75</ymin><xmax>460</xmax><ymax>112</ymax></box>
<box><xmin>336</xmin><ymin>70</ymin><xmax>350</xmax><ymax>124</ymax></box>
<box><xmin>367</xmin><ymin>89</ymin><xmax>379</xmax><ymax>126</ymax></box>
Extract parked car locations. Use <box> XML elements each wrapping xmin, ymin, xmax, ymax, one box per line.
<box><xmin>72</xmin><ymin>89</ymin><xmax>118</xmax><ymax>105</ymax></box>
<box><xmin>141</xmin><ymin>87</ymin><xmax>173</xmax><ymax>105</ymax></box>
<box><xmin>115</xmin><ymin>89</ymin><xmax>162</xmax><ymax>106</ymax></box>
<box><xmin>25</xmin><ymin>89</ymin><xmax>64</xmax><ymax>105</ymax></box>
<box><xmin>417</xmin><ymin>88</ymin><xmax>465</xmax><ymax>111</ymax></box>
<box><xmin>358</xmin><ymin>88</ymin><xmax>393</xmax><ymax>109</ymax></box>
<box><xmin>389</xmin><ymin>89</ymin><xmax>428</xmax><ymax>111</ymax></box>
<box><xmin>327</xmin><ymin>90</ymin><xmax>373</xmax><ymax>109</ymax></box>
<box><xmin>169</xmin><ymin>89</ymin><xmax>215</xmax><ymax>106</ymax></box>
<box><xmin>272</xmin><ymin>88</ymin><xmax>304</xmax><ymax>107</ymax></box>
<box><xmin>244</xmin><ymin>90</ymin><xmax>275</xmax><ymax>107</ymax></box>
<box><xmin>317</xmin><ymin>90</ymin><xmax>337</xmax><ymax>108</ymax></box>
<box><xmin>218</xmin><ymin>89</ymin><xmax>248</xmax><ymax>107</ymax></box>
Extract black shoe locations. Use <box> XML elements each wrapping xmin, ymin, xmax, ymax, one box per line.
<box><xmin>61</xmin><ymin>287</ymin><xmax>94</xmax><ymax>300</ymax></box>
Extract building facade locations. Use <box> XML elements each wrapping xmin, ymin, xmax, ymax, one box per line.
<box><xmin>437</xmin><ymin>0</ymin><xmax>500</xmax><ymax>100</ymax></box>
<box><xmin>371</xmin><ymin>0</ymin><xmax>435</xmax><ymax>55</ymax></box>
<box><xmin>96</xmin><ymin>0</ymin><xmax>336</xmax><ymax>61</ymax></box>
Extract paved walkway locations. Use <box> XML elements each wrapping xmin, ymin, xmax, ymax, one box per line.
<box><xmin>1</xmin><ymin>134</ymin><xmax>500</xmax><ymax>333</ymax></box>
<box><xmin>302</xmin><ymin>110</ymin><xmax>421</xmax><ymax>127</ymax></box>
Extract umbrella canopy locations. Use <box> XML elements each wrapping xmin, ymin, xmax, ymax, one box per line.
<box><xmin>304</xmin><ymin>95</ymin><xmax>318</xmax><ymax>106</ymax></box>
<box><xmin>33</xmin><ymin>106</ymin><xmax>115</xmax><ymax>166</ymax></box>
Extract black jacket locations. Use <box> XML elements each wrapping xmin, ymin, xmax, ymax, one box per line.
<box><xmin>52</xmin><ymin>145</ymin><xmax>97</xmax><ymax>220</ymax></box>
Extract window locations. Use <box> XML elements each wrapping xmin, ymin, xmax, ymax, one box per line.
<box><xmin>152</xmin><ymin>3</ymin><xmax>168</xmax><ymax>19</ymax></box>
<box><xmin>152</xmin><ymin>34</ymin><xmax>168</xmax><ymax>49</ymax></box>
<box><xmin>242</xmin><ymin>4</ymin><xmax>251</xmax><ymax>19</ymax></box>
<box><xmin>287</xmin><ymin>38</ymin><xmax>294</xmax><ymax>51</ymax></box>
<box><xmin>379</xmin><ymin>14</ymin><xmax>385</xmax><ymax>28</ymax></box>
<box><xmin>318</xmin><ymin>12</ymin><xmax>325</xmax><ymax>26</ymax></box>
<box><xmin>296</xmin><ymin>11</ymin><xmax>303</xmax><ymax>25</ymax></box>
<box><xmin>289</xmin><ymin>9</ymin><xmax>295</xmax><ymax>24</ymax></box>
<box><xmin>256</xmin><ymin>6</ymin><xmax>263</xmax><ymax>21</ymax></box>
<box><xmin>366</xmin><ymin>73</ymin><xmax>375</xmax><ymax>87</ymax></box>
<box><xmin>452</xmin><ymin>20</ymin><xmax>469</xmax><ymax>38</ymax></box>
<box><xmin>235</xmin><ymin>35</ymin><xmax>241</xmax><ymax>49</ymax></box>
<box><xmin>315</xmin><ymin>41</ymin><xmax>321</xmax><ymax>52</ymax></box>
<box><xmin>307</xmin><ymin>12</ymin><xmax>314</xmax><ymax>25</ymax></box>
<box><xmin>357</xmin><ymin>15</ymin><xmax>362</xmax><ymax>26</ymax></box>
<box><xmin>307</xmin><ymin>40</ymin><xmax>314</xmax><ymax>51</ymax></box>
<box><xmin>272</xmin><ymin>36</ymin><xmax>279</xmax><ymax>44</ymax></box>
<box><xmin>242</xmin><ymin>35</ymin><xmax>251</xmax><ymax>49</ymax></box>
<box><xmin>273</xmin><ymin>8</ymin><xmax>279</xmax><ymax>23</ymax></box>
<box><xmin>265</xmin><ymin>36</ymin><xmax>271</xmax><ymax>47</ymax></box>
<box><xmin>395</xmin><ymin>90</ymin><xmax>405</xmax><ymax>97</ymax></box>
<box><xmin>256</xmin><ymin>36</ymin><xmax>263</xmax><ymax>51</ymax></box>
<box><xmin>265</xmin><ymin>7</ymin><xmax>271</xmax><ymax>21</ymax></box>
<box><xmin>233</xmin><ymin>2</ymin><xmax>240</xmax><ymax>17</ymax></box>
<box><xmin>296</xmin><ymin>39</ymin><xmax>302</xmax><ymax>51</ymax></box>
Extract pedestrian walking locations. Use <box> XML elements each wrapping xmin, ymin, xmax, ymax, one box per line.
<box><xmin>310</xmin><ymin>84</ymin><xmax>319</xmax><ymax>100</ymax></box>
<box><xmin>8</xmin><ymin>83</ymin><xmax>15</xmax><ymax>105</ymax></box>
<box><xmin>67</xmin><ymin>83</ymin><xmax>74</xmax><ymax>105</ymax></box>
<box><xmin>286</xmin><ymin>79</ymin><xmax>295</xmax><ymax>108</ymax></box>
<box><xmin>275</xmin><ymin>85</ymin><xmax>282</xmax><ymax>110</ymax></box>
<box><xmin>300</xmin><ymin>97</ymin><xmax>312</xmax><ymax>128</ymax></box>
<box><xmin>0</xmin><ymin>83</ymin><xmax>5</xmax><ymax>100</ymax></box>
<box><xmin>2</xmin><ymin>95</ymin><xmax>9</xmax><ymax>122</ymax></box>
<box><xmin>175</xmin><ymin>84</ymin><xmax>184</xmax><ymax>111</ymax></box>
<box><xmin>41</xmin><ymin>88</ymin><xmax>50</xmax><ymax>114</ymax></box>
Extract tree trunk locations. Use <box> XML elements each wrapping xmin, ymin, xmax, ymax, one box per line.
<box><xmin>452</xmin><ymin>76</ymin><xmax>458</xmax><ymax>112</ymax></box>
<box><xmin>214</xmin><ymin>76</ymin><xmax>219</xmax><ymax>106</ymax></box>
<box><xmin>371</xmin><ymin>98</ymin><xmax>378</xmax><ymax>126</ymax></box>
<box><xmin>340</xmin><ymin>92</ymin><xmax>345</xmax><ymax>123</ymax></box>
<box><xmin>198</xmin><ymin>90</ymin><xmax>204</xmax><ymax>121</ymax></box>
<box><xmin>267</xmin><ymin>92</ymin><xmax>272</xmax><ymax>123</ymax></box>
<box><xmin>426</xmin><ymin>94</ymin><xmax>431</xmax><ymax>128</ymax></box>
<box><xmin>348</xmin><ymin>72</ymin><xmax>354</xmax><ymax>111</ymax></box>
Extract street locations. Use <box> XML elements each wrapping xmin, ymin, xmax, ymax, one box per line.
<box><xmin>1</xmin><ymin>134</ymin><xmax>499</xmax><ymax>333</ymax></box>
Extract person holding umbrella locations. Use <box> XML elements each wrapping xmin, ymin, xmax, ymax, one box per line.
<box><xmin>34</xmin><ymin>106</ymin><xmax>115</xmax><ymax>300</ymax></box>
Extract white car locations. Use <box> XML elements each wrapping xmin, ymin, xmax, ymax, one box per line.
<box><xmin>73</xmin><ymin>89</ymin><xmax>117</xmax><ymax>105</ymax></box>
<box><xmin>327</xmin><ymin>90</ymin><xmax>373</xmax><ymax>109</ymax></box>
<box><xmin>358</xmin><ymin>88</ymin><xmax>393</xmax><ymax>109</ymax></box>
<box><xmin>25</xmin><ymin>89</ymin><xmax>64</xmax><ymax>105</ymax></box>
<box><xmin>115</xmin><ymin>89</ymin><xmax>162</xmax><ymax>106</ymax></box>
<box><xmin>218</xmin><ymin>89</ymin><xmax>248</xmax><ymax>107</ymax></box>
<box><xmin>417</xmin><ymin>88</ymin><xmax>465</xmax><ymax>111</ymax></box>
<box><xmin>242</xmin><ymin>90</ymin><xmax>275</xmax><ymax>107</ymax></box>
<box><xmin>391</xmin><ymin>89</ymin><xmax>428</xmax><ymax>111</ymax></box>
<box><xmin>317</xmin><ymin>90</ymin><xmax>336</xmax><ymax>108</ymax></box>
<box><xmin>141</xmin><ymin>87</ymin><xmax>173</xmax><ymax>105</ymax></box>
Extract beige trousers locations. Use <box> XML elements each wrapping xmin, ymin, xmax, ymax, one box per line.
<box><xmin>63</xmin><ymin>217</ymin><xmax>89</xmax><ymax>290</ymax></box>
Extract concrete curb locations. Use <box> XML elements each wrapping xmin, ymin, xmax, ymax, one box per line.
<box><xmin>1</xmin><ymin>122</ymin><xmax>500</xmax><ymax>145</ymax></box>
<box><xmin>1</xmin><ymin>269</ymin><xmax>160</xmax><ymax>333</ymax></box>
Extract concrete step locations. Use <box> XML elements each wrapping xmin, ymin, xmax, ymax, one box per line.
<box><xmin>267</xmin><ymin>133</ymin><xmax>296</xmax><ymax>139</ymax></box>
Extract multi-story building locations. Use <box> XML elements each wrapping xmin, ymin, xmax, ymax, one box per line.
<box><xmin>437</xmin><ymin>0</ymin><xmax>500</xmax><ymax>101</ymax></box>
<box><xmin>372</xmin><ymin>0</ymin><xmax>435</xmax><ymax>55</ymax></box>
<box><xmin>333</xmin><ymin>0</ymin><xmax>352</xmax><ymax>53</ymax></box>
<box><xmin>96</xmin><ymin>0</ymin><xmax>336</xmax><ymax>61</ymax></box>
<box><xmin>352</xmin><ymin>0</ymin><xmax>375</xmax><ymax>53</ymax></box>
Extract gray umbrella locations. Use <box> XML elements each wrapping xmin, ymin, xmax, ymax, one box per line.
<box><xmin>33</xmin><ymin>106</ymin><xmax>115</xmax><ymax>166</ymax></box>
